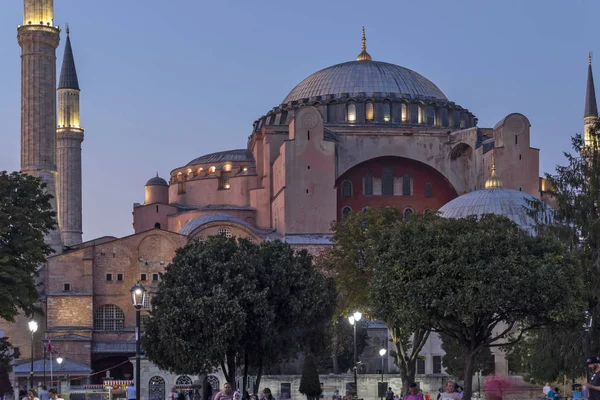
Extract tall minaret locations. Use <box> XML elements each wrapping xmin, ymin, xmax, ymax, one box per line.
<box><xmin>584</xmin><ymin>52</ymin><xmax>598</xmax><ymax>146</ymax></box>
<box><xmin>18</xmin><ymin>0</ymin><xmax>62</xmax><ymax>252</ymax></box>
<box><xmin>57</xmin><ymin>26</ymin><xmax>84</xmax><ymax>246</ymax></box>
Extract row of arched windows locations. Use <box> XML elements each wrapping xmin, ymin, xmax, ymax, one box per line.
<box><xmin>343</xmin><ymin>101</ymin><xmax>468</xmax><ymax>127</ymax></box>
<box><xmin>341</xmin><ymin>206</ymin><xmax>419</xmax><ymax>219</ymax></box>
<box><xmin>341</xmin><ymin>176</ymin><xmax>433</xmax><ymax>197</ymax></box>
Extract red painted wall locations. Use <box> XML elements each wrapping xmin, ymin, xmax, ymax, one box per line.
<box><xmin>336</xmin><ymin>156</ymin><xmax>458</xmax><ymax>219</ymax></box>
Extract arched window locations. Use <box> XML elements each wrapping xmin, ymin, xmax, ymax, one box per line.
<box><xmin>177</xmin><ymin>172</ymin><xmax>185</xmax><ymax>194</ymax></box>
<box><xmin>403</xmin><ymin>207</ymin><xmax>414</xmax><ymax>219</ymax></box>
<box><xmin>365</xmin><ymin>102</ymin><xmax>374</xmax><ymax>121</ymax></box>
<box><xmin>176</xmin><ymin>376</ymin><xmax>193</xmax><ymax>386</ymax></box>
<box><xmin>362</xmin><ymin>206</ymin><xmax>370</xmax><ymax>214</ymax></box>
<box><xmin>424</xmin><ymin>183</ymin><xmax>433</xmax><ymax>198</ymax></box>
<box><xmin>205</xmin><ymin>376</ymin><xmax>220</xmax><ymax>397</ymax></box>
<box><xmin>94</xmin><ymin>304</ymin><xmax>125</xmax><ymax>331</ymax></box>
<box><xmin>347</xmin><ymin>103</ymin><xmax>357</xmax><ymax>123</ymax></box>
<box><xmin>218</xmin><ymin>228</ymin><xmax>232</xmax><ymax>238</ymax></box>
<box><xmin>401</xmin><ymin>103</ymin><xmax>408</xmax><ymax>122</ymax></box>
<box><xmin>342</xmin><ymin>180</ymin><xmax>353</xmax><ymax>197</ymax></box>
<box><xmin>149</xmin><ymin>376</ymin><xmax>165</xmax><ymax>400</ymax></box>
<box><xmin>364</xmin><ymin>173</ymin><xmax>373</xmax><ymax>195</ymax></box>
<box><xmin>382</xmin><ymin>168</ymin><xmax>394</xmax><ymax>196</ymax></box>
<box><xmin>219</xmin><ymin>176</ymin><xmax>230</xmax><ymax>190</ymax></box>
<box><xmin>424</xmin><ymin>208</ymin><xmax>433</xmax><ymax>214</ymax></box>
<box><xmin>154</xmin><ymin>222</ymin><xmax>161</xmax><ymax>229</ymax></box>
<box><xmin>383</xmin><ymin>102</ymin><xmax>391</xmax><ymax>122</ymax></box>
<box><xmin>342</xmin><ymin>206</ymin><xmax>352</xmax><ymax>218</ymax></box>
<box><xmin>402</xmin><ymin>173</ymin><xmax>412</xmax><ymax>196</ymax></box>
<box><xmin>417</xmin><ymin>105</ymin><xmax>423</xmax><ymax>124</ymax></box>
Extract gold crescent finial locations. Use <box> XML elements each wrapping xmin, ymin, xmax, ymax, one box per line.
<box><xmin>485</xmin><ymin>148</ymin><xmax>503</xmax><ymax>189</ymax></box>
<box><xmin>356</xmin><ymin>26</ymin><xmax>372</xmax><ymax>61</ymax></box>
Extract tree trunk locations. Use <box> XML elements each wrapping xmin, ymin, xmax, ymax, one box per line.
<box><xmin>461</xmin><ymin>352</ymin><xmax>476</xmax><ymax>400</ymax></box>
<box><xmin>242</xmin><ymin>352</ymin><xmax>249</xmax><ymax>395</ymax></box>
<box><xmin>224</xmin><ymin>350</ymin><xmax>237</xmax><ymax>389</ymax></box>
<box><xmin>254</xmin><ymin>356</ymin><xmax>264</xmax><ymax>394</ymax></box>
<box><xmin>332</xmin><ymin>354</ymin><xmax>339</xmax><ymax>374</ymax></box>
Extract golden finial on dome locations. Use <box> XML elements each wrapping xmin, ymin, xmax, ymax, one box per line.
<box><xmin>356</xmin><ymin>26</ymin><xmax>372</xmax><ymax>61</ymax></box>
<box><xmin>485</xmin><ymin>149</ymin><xmax>503</xmax><ymax>189</ymax></box>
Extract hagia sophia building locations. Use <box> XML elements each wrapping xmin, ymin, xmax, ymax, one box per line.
<box><xmin>2</xmin><ymin>1</ymin><xmax>598</xmax><ymax>399</ymax></box>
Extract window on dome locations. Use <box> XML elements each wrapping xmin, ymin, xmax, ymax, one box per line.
<box><xmin>347</xmin><ymin>103</ymin><xmax>357</xmax><ymax>123</ymax></box>
<box><xmin>342</xmin><ymin>206</ymin><xmax>352</xmax><ymax>218</ymax></box>
<box><xmin>208</xmin><ymin>166</ymin><xmax>216</xmax><ymax>175</ymax></box>
<box><xmin>224</xmin><ymin>164</ymin><xmax>232</xmax><ymax>172</ymax></box>
<box><xmin>401</xmin><ymin>103</ymin><xmax>407</xmax><ymax>122</ymax></box>
<box><xmin>424</xmin><ymin>182</ymin><xmax>433</xmax><ymax>198</ymax></box>
<box><xmin>382</xmin><ymin>168</ymin><xmax>394</xmax><ymax>196</ymax></box>
<box><xmin>342</xmin><ymin>180</ymin><xmax>353</xmax><ymax>197</ymax></box>
<box><xmin>427</xmin><ymin>107</ymin><xmax>435</xmax><ymax>127</ymax></box>
<box><xmin>177</xmin><ymin>172</ymin><xmax>185</xmax><ymax>194</ymax></box>
<box><xmin>219</xmin><ymin>176</ymin><xmax>230</xmax><ymax>190</ymax></box>
<box><xmin>418</xmin><ymin>105</ymin><xmax>424</xmax><ymax>124</ymax></box>
<box><xmin>364</xmin><ymin>173</ymin><xmax>373</xmax><ymax>195</ymax></box>
<box><xmin>280</xmin><ymin>110</ymin><xmax>288</xmax><ymax>124</ymax></box>
<box><xmin>365</xmin><ymin>102</ymin><xmax>374</xmax><ymax>121</ymax></box>
<box><xmin>383</xmin><ymin>102</ymin><xmax>391</xmax><ymax>123</ymax></box>
<box><xmin>218</xmin><ymin>228</ymin><xmax>232</xmax><ymax>238</ymax></box>
<box><xmin>402</xmin><ymin>174</ymin><xmax>412</xmax><ymax>196</ymax></box>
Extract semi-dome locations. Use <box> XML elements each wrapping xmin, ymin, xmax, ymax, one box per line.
<box><xmin>145</xmin><ymin>175</ymin><xmax>168</xmax><ymax>186</ymax></box>
<box><xmin>283</xmin><ymin>60</ymin><xmax>447</xmax><ymax>104</ymax></box>
<box><xmin>438</xmin><ymin>188</ymin><xmax>547</xmax><ymax>233</ymax></box>
<box><xmin>186</xmin><ymin>149</ymin><xmax>254</xmax><ymax>167</ymax></box>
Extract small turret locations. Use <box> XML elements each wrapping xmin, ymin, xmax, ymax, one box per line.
<box><xmin>145</xmin><ymin>173</ymin><xmax>169</xmax><ymax>205</ymax></box>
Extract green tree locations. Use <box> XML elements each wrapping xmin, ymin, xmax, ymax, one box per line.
<box><xmin>440</xmin><ymin>333</ymin><xmax>494</xmax><ymax>380</ymax></box>
<box><xmin>318</xmin><ymin>207</ymin><xmax>429</xmax><ymax>393</ymax></box>
<box><xmin>317</xmin><ymin>317</ymin><xmax>369</xmax><ymax>374</ymax></box>
<box><xmin>509</xmin><ymin>127</ymin><xmax>600</xmax><ymax>382</ymax></box>
<box><xmin>0</xmin><ymin>337</ymin><xmax>19</xmax><ymax>397</ymax></box>
<box><xmin>0</xmin><ymin>171</ymin><xmax>56</xmax><ymax>321</ymax></box>
<box><xmin>371</xmin><ymin>213</ymin><xmax>585</xmax><ymax>400</ymax></box>
<box><xmin>142</xmin><ymin>236</ymin><xmax>335</xmax><ymax>389</ymax></box>
<box><xmin>299</xmin><ymin>353</ymin><xmax>322</xmax><ymax>400</ymax></box>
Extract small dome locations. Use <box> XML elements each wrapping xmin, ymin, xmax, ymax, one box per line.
<box><xmin>145</xmin><ymin>175</ymin><xmax>168</xmax><ymax>187</ymax></box>
<box><xmin>439</xmin><ymin>188</ymin><xmax>550</xmax><ymax>233</ymax></box>
<box><xmin>283</xmin><ymin>60</ymin><xmax>447</xmax><ymax>104</ymax></box>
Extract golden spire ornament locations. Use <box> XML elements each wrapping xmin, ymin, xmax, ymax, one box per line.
<box><xmin>356</xmin><ymin>26</ymin><xmax>372</xmax><ymax>61</ymax></box>
<box><xmin>485</xmin><ymin>149</ymin><xmax>503</xmax><ymax>189</ymax></box>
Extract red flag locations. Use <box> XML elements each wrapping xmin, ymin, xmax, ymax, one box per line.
<box><xmin>47</xmin><ymin>339</ymin><xmax>52</xmax><ymax>353</ymax></box>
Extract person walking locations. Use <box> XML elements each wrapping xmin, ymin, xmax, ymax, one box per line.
<box><xmin>544</xmin><ymin>384</ymin><xmax>552</xmax><ymax>398</ymax></box>
<box><xmin>584</xmin><ymin>357</ymin><xmax>600</xmax><ymax>400</ymax></box>
<box><xmin>439</xmin><ymin>382</ymin><xmax>460</xmax><ymax>400</ymax></box>
<box><xmin>48</xmin><ymin>389</ymin><xmax>63</xmax><ymax>400</ymax></box>
<box><xmin>126</xmin><ymin>382</ymin><xmax>136</xmax><ymax>400</ymax></box>
<box><xmin>386</xmin><ymin>388</ymin><xmax>395</xmax><ymax>400</ymax></box>
<box><xmin>39</xmin><ymin>386</ymin><xmax>49</xmax><ymax>400</ymax></box>
<box><xmin>404</xmin><ymin>384</ymin><xmax>424</xmax><ymax>400</ymax></box>
<box><xmin>215</xmin><ymin>384</ymin><xmax>235</xmax><ymax>400</ymax></box>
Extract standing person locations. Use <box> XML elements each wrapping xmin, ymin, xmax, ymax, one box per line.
<box><xmin>39</xmin><ymin>386</ymin><xmax>49</xmax><ymax>400</ymax></box>
<box><xmin>126</xmin><ymin>382</ymin><xmax>136</xmax><ymax>400</ymax></box>
<box><xmin>332</xmin><ymin>390</ymin><xmax>341</xmax><ymax>400</ymax></box>
<box><xmin>215</xmin><ymin>384</ymin><xmax>235</xmax><ymax>400</ymax></box>
<box><xmin>262</xmin><ymin>388</ymin><xmax>274</xmax><ymax>400</ymax></box>
<box><xmin>583</xmin><ymin>357</ymin><xmax>600</xmax><ymax>400</ymax></box>
<box><xmin>48</xmin><ymin>389</ymin><xmax>63</xmax><ymax>400</ymax></box>
<box><xmin>386</xmin><ymin>388</ymin><xmax>395</xmax><ymax>400</ymax></box>
<box><xmin>425</xmin><ymin>392</ymin><xmax>431</xmax><ymax>400</ymax></box>
<box><xmin>439</xmin><ymin>381</ymin><xmax>460</xmax><ymax>400</ymax></box>
<box><xmin>404</xmin><ymin>384</ymin><xmax>424</xmax><ymax>400</ymax></box>
<box><xmin>27</xmin><ymin>390</ymin><xmax>39</xmax><ymax>400</ymax></box>
<box><xmin>544</xmin><ymin>384</ymin><xmax>552</xmax><ymax>398</ymax></box>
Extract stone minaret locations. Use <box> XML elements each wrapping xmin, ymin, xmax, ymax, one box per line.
<box><xmin>18</xmin><ymin>0</ymin><xmax>62</xmax><ymax>252</ymax></box>
<box><xmin>584</xmin><ymin>52</ymin><xmax>598</xmax><ymax>146</ymax></box>
<box><xmin>57</xmin><ymin>26</ymin><xmax>84</xmax><ymax>246</ymax></box>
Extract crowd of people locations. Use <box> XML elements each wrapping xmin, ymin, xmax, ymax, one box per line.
<box><xmin>214</xmin><ymin>383</ymin><xmax>275</xmax><ymax>400</ymax></box>
<box><xmin>17</xmin><ymin>387</ymin><xmax>63</xmax><ymax>400</ymax></box>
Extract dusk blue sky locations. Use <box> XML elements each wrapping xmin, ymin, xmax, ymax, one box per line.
<box><xmin>0</xmin><ymin>1</ymin><xmax>598</xmax><ymax>241</ymax></box>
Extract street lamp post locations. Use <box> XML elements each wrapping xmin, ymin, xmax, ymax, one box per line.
<box><xmin>28</xmin><ymin>320</ymin><xmax>38</xmax><ymax>389</ymax></box>
<box><xmin>348</xmin><ymin>311</ymin><xmax>362</xmax><ymax>398</ymax></box>
<box><xmin>130</xmin><ymin>281</ymin><xmax>147</xmax><ymax>400</ymax></box>
<box><xmin>379</xmin><ymin>348</ymin><xmax>386</xmax><ymax>400</ymax></box>
<box><xmin>56</xmin><ymin>357</ymin><xmax>63</xmax><ymax>394</ymax></box>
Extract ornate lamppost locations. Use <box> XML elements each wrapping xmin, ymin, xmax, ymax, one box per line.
<box><xmin>348</xmin><ymin>311</ymin><xmax>362</xmax><ymax>397</ymax></box>
<box><xmin>56</xmin><ymin>357</ymin><xmax>63</xmax><ymax>394</ymax></box>
<box><xmin>28</xmin><ymin>320</ymin><xmax>38</xmax><ymax>389</ymax></box>
<box><xmin>379</xmin><ymin>348</ymin><xmax>387</xmax><ymax>400</ymax></box>
<box><xmin>130</xmin><ymin>281</ymin><xmax>147</xmax><ymax>400</ymax></box>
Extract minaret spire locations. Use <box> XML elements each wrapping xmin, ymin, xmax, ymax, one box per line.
<box><xmin>584</xmin><ymin>52</ymin><xmax>598</xmax><ymax>146</ymax></box>
<box><xmin>57</xmin><ymin>27</ymin><xmax>84</xmax><ymax>246</ymax></box>
<box><xmin>356</xmin><ymin>26</ymin><xmax>372</xmax><ymax>61</ymax></box>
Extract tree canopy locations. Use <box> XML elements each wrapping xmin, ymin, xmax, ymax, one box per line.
<box><xmin>142</xmin><ymin>235</ymin><xmax>336</xmax><ymax>390</ymax></box>
<box><xmin>0</xmin><ymin>171</ymin><xmax>56</xmax><ymax>322</ymax></box>
<box><xmin>370</xmin><ymin>213</ymin><xmax>585</xmax><ymax>400</ymax></box>
<box><xmin>318</xmin><ymin>207</ymin><xmax>429</xmax><ymax>393</ymax></box>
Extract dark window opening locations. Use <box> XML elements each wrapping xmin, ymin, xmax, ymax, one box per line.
<box><xmin>364</xmin><ymin>173</ymin><xmax>373</xmax><ymax>195</ymax></box>
<box><xmin>342</xmin><ymin>181</ymin><xmax>352</xmax><ymax>197</ymax></box>
<box><xmin>152</xmin><ymin>273</ymin><xmax>159</xmax><ymax>281</ymax></box>
<box><xmin>342</xmin><ymin>206</ymin><xmax>352</xmax><ymax>217</ymax></box>
<box><xmin>106</xmin><ymin>273</ymin><xmax>112</xmax><ymax>282</ymax></box>
<box><xmin>306</xmin><ymin>189</ymin><xmax>309</xmax><ymax>194</ymax></box>
<box><xmin>403</xmin><ymin>208</ymin><xmax>414</xmax><ymax>219</ymax></box>
<box><xmin>417</xmin><ymin>358</ymin><xmax>425</xmax><ymax>374</ymax></box>
<box><xmin>117</xmin><ymin>273</ymin><xmax>123</xmax><ymax>281</ymax></box>
<box><xmin>433</xmin><ymin>356</ymin><xmax>442</xmax><ymax>374</ymax></box>
<box><xmin>63</xmin><ymin>283</ymin><xmax>71</xmax><ymax>292</ymax></box>
<box><xmin>424</xmin><ymin>182</ymin><xmax>433</xmax><ymax>198</ymax></box>
<box><xmin>519</xmin><ymin>154</ymin><xmax>522</xmax><ymax>160</ymax></box>
<box><xmin>156</xmin><ymin>205</ymin><xmax>158</xmax><ymax>213</ymax></box>
<box><xmin>402</xmin><ymin>173</ymin><xmax>411</xmax><ymax>196</ymax></box>
<box><xmin>382</xmin><ymin>168</ymin><xmax>394</xmax><ymax>195</ymax></box>
<box><xmin>140</xmin><ymin>273</ymin><xmax>147</xmax><ymax>281</ymax></box>
<box><xmin>307</xmin><ymin>165</ymin><xmax>310</xmax><ymax>169</ymax></box>
<box><xmin>154</xmin><ymin>222</ymin><xmax>161</xmax><ymax>229</ymax></box>
<box><xmin>307</xmin><ymin>131</ymin><xmax>310</xmax><ymax>140</ymax></box>
<box><xmin>515</xmin><ymin>135</ymin><xmax>518</xmax><ymax>145</ymax></box>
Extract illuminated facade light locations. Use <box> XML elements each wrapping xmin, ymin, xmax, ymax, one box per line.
<box><xmin>347</xmin><ymin>103</ymin><xmax>356</xmax><ymax>122</ymax></box>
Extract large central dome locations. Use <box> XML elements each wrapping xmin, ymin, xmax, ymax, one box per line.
<box><xmin>283</xmin><ymin>60</ymin><xmax>448</xmax><ymax>104</ymax></box>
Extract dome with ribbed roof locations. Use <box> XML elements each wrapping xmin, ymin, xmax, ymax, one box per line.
<box><xmin>145</xmin><ymin>175</ymin><xmax>168</xmax><ymax>186</ymax></box>
<box><xmin>186</xmin><ymin>149</ymin><xmax>254</xmax><ymax>167</ymax></box>
<box><xmin>283</xmin><ymin>60</ymin><xmax>447</xmax><ymax>104</ymax></box>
